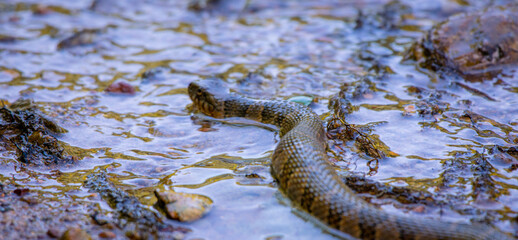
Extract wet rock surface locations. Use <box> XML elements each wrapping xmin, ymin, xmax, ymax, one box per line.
<box><xmin>408</xmin><ymin>5</ymin><xmax>518</xmax><ymax>80</ymax></box>
<box><xmin>155</xmin><ymin>189</ymin><xmax>213</xmax><ymax>222</ymax></box>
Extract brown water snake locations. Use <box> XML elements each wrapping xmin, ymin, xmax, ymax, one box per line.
<box><xmin>188</xmin><ymin>79</ymin><xmax>512</xmax><ymax>240</ymax></box>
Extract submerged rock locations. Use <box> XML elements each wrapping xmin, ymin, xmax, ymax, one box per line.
<box><xmin>155</xmin><ymin>189</ymin><xmax>213</xmax><ymax>222</ymax></box>
<box><xmin>407</xmin><ymin>5</ymin><xmax>518</xmax><ymax>80</ymax></box>
<box><xmin>105</xmin><ymin>81</ymin><xmax>136</xmax><ymax>95</ymax></box>
<box><xmin>57</xmin><ymin>29</ymin><xmax>100</xmax><ymax>50</ymax></box>
<box><xmin>141</xmin><ymin>66</ymin><xmax>170</xmax><ymax>82</ymax></box>
<box><xmin>188</xmin><ymin>0</ymin><xmax>248</xmax><ymax>13</ymax></box>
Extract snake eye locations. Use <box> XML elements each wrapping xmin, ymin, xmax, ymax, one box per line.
<box><xmin>197</xmin><ymin>88</ymin><xmax>202</xmax><ymax>95</ymax></box>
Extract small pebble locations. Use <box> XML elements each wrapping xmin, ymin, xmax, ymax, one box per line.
<box><xmin>172</xmin><ymin>231</ymin><xmax>185</xmax><ymax>240</ymax></box>
<box><xmin>59</xmin><ymin>227</ymin><xmax>92</xmax><ymax>240</ymax></box>
<box><xmin>413</xmin><ymin>205</ymin><xmax>425</xmax><ymax>213</ymax></box>
<box><xmin>21</xmin><ymin>196</ymin><xmax>39</xmax><ymax>205</ymax></box>
<box><xmin>155</xmin><ymin>189</ymin><xmax>213</xmax><ymax>222</ymax></box>
<box><xmin>105</xmin><ymin>82</ymin><xmax>136</xmax><ymax>95</ymax></box>
<box><xmin>33</xmin><ymin>4</ymin><xmax>52</xmax><ymax>15</ymax></box>
<box><xmin>14</xmin><ymin>188</ymin><xmax>29</xmax><ymax>196</ymax></box>
<box><xmin>103</xmin><ymin>223</ymin><xmax>117</xmax><ymax>230</ymax></box>
<box><xmin>99</xmin><ymin>231</ymin><xmax>116</xmax><ymax>239</ymax></box>
<box><xmin>47</xmin><ymin>228</ymin><xmax>61</xmax><ymax>238</ymax></box>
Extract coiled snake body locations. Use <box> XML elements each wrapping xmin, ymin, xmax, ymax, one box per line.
<box><xmin>188</xmin><ymin>79</ymin><xmax>511</xmax><ymax>240</ymax></box>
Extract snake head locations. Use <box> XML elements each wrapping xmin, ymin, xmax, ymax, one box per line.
<box><xmin>188</xmin><ymin>79</ymin><xmax>228</xmax><ymax>118</ymax></box>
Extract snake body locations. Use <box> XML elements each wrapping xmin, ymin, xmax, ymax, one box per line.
<box><xmin>188</xmin><ymin>79</ymin><xmax>511</xmax><ymax>240</ymax></box>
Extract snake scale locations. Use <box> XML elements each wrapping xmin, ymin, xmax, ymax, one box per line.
<box><xmin>188</xmin><ymin>79</ymin><xmax>512</xmax><ymax>240</ymax></box>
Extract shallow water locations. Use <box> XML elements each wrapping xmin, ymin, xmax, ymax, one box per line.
<box><xmin>0</xmin><ymin>0</ymin><xmax>517</xmax><ymax>239</ymax></box>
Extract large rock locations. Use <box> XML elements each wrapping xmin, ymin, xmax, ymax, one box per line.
<box><xmin>408</xmin><ymin>5</ymin><xmax>518</xmax><ymax>80</ymax></box>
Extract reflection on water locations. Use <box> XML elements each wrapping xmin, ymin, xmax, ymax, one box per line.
<box><xmin>0</xmin><ymin>0</ymin><xmax>517</xmax><ymax>239</ymax></box>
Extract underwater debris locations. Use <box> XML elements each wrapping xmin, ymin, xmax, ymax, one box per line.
<box><xmin>329</xmin><ymin>77</ymin><xmax>377</xmax><ymax>117</ymax></box>
<box><xmin>327</xmin><ymin>116</ymin><xmax>392</xmax><ymax>161</ymax></box>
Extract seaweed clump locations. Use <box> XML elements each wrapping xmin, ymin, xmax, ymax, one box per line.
<box><xmin>84</xmin><ymin>172</ymin><xmax>189</xmax><ymax>239</ymax></box>
<box><xmin>0</xmin><ymin>99</ymin><xmax>74</xmax><ymax>166</ymax></box>
<box><xmin>328</xmin><ymin>78</ymin><xmax>394</xmax><ymax>165</ymax></box>
<box><xmin>404</xmin><ymin>86</ymin><xmax>450</xmax><ymax>117</ymax></box>
<box><xmin>327</xmin><ymin>117</ymin><xmax>391</xmax><ymax>163</ymax></box>
<box><xmin>328</xmin><ymin>77</ymin><xmax>377</xmax><ymax>117</ymax></box>
<box><xmin>342</xmin><ymin>173</ymin><xmax>436</xmax><ymax>206</ymax></box>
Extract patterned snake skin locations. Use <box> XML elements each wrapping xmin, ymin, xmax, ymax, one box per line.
<box><xmin>188</xmin><ymin>79</ymin><xmax>512</xmax><ymax>240</ymax></box>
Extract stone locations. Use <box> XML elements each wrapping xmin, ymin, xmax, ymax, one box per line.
<box><xmin>155</xmin><ymin>189</ymin><xmax>213</xmax><ymax>222</ymax></box>
<box><xmin>59</xmin><ymin>227</ymin><xmax>91</xmax><ymax>240</ymax></box>
<box><xmin>407</xmin><ymin>5</ymin><xmax>518</xmax><ymax>80</ymax></box>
